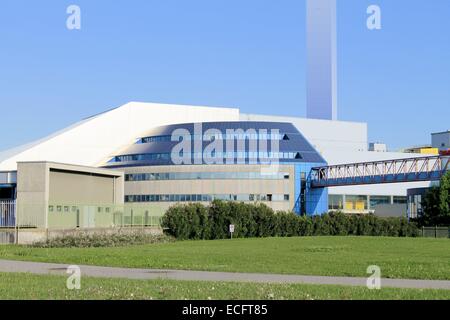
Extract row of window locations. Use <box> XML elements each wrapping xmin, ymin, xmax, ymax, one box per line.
<box><xmin>140</xmin><ymin>133</ymin><xmax>289</xmax><ymax>144</ymax></box>
<box><xmin>328</xmin><ymin>195</ymin><xmax>407</xmax><ymax>211</ymax></box>
<box><xmin>125</xmin><ymin>171</ymin><xmax>290</xmax><ymax>182</ymax></box>
<box><xmin>115</xmin><ymin>152</ymin><xmax>302</xmax><ymax>163</ymax></box>
<box><xmin>125</xmin><ymin>194</ymin><xmax>290</xmax><ymax>203</ymax></box>
<box><xmin>48</xmin><ymin>205</ymin><xmax>112</xmax><ymax>213</ymax></box>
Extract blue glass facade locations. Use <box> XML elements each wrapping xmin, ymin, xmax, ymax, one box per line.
<box><xmin>104</xmin><ymin>122</ymin><xmax>325</xmax><ymax>167</ymax></box>
<box><xmin>102</xmin><ymin>121</ymin><xmax>328</xmax><ymax>215</ymax></box>
<box><xmin>293</xmin><ymin>163</ymin><xmax>328</xmax><ymax>215</ymax></box>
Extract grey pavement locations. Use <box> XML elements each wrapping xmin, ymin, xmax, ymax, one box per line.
<box><xmin>0</xmin><ymin>259</ymin><xmax>449</xmax><ymax>290</ymax></box>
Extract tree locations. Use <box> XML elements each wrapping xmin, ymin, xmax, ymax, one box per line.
<box><xmin>421</xmin><ymin>171</ymin><xmax>450</xmax><ymax>226</ymax></box>
<box><xmin>438</xmin><ymin>171</ymin><xmax>450</xmax><ymax>216</ymax></box>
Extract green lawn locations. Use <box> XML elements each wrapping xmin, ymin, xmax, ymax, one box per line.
<box><xmin>0</xmin><ymin>272</ymin><xmax>449</xmax><ymax>300</ymax></box>
<box><xmin>1</xmin><ymin>236</ymin><xmax>449</xmax><ymax>280</ymax></box>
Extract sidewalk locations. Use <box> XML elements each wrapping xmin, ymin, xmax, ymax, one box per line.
<box><xmin>1</xmin><ymin>259</ymin><xmax>449</xmax><ymax>290</ymax></box>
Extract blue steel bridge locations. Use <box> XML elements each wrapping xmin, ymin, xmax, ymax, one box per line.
<box><xmin>310</xmin><ymin>155</ymin><xmax>450</xmax><ymax>188</ymax></box>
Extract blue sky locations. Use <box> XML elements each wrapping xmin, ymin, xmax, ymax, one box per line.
<box><xmin>0</xmin><ymin>0</ymin><xmax>449</xmax><ymax>151</ymax></box>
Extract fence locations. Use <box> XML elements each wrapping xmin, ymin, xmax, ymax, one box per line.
<box><xmin>1</xmin><ymin>200</ymin><xmax>164</xmax><ymax>230</ymax></box>
<box><xmin>421</xmin><ymin>226</ymin><xmax>450</xmax><ymax>238</ymax></box>
<box><xmin>47</xmin><ymin>203</ymin><xmax>164</xmax><ymax>229</ymax></box>
<box><xmin>0</xmin><ymin>201</ymin><xmax>16</xmax><ymax>228</ymax></box>
<box><xmin>1</xmin><ymin>201</ymin><xmax>164</xmax><ymax>245</ymax></box>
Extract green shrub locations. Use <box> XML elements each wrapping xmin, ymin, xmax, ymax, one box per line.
<box><xmin>161</xmin><ymin>201</ymin><xmax>420</xmax><ymax>240</ymax></box>
<box><xmin>32</xmin><ymin>233</ymin><xmax>174</xmax><ymax>248</ymax></box>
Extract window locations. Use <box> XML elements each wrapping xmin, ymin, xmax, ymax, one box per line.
<box><xmin>369</xmin><ymin>196</ymin><xmax>391</xmax><ymax>209</ymax></box>
<box><xmin>48</xmin><ymin>206</ymin><xmax>54</xmax><ymax>212</ymax></box>
<box><xmin>124</xmin><ymin>194</ymin><xmax>290</xmax><ymax>204</ymax></box>
<box><xmin>124</xmin><ymin>171</ymin><xmax>291</xmax><ymax>181</ymax></box>
<box><xmin>393</xmin><ymin>196</ymin><xmax>407</xmax><ymax>204</ymax></box>
<box><xmin>328</xmin><ymin>195</ymin><xmax>344</xmax><ymax>210</ymax></box>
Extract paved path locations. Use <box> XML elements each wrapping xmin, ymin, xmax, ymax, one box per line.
<box><xmin>0</xmin><ymin>259</ymin><xmax>449</xmax><ymax>290</ymax></box>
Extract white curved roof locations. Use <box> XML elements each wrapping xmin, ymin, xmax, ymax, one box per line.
<box><xmin>0</xmin><ymin>102</ymin><xmax>240</xmax><ymax>171</ymax></box>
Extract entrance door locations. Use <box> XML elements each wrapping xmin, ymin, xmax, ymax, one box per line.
<box><xmin>82</xmin><ymin>206</ymin><xmax>96</xmax><ymax>228</ymax></box>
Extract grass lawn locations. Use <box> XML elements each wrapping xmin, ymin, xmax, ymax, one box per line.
<box><xmin>0</xmin><ymin>272</ymin><xmax>449</xmax><ymax>300</ymax></box>
<box><xmin>0</xmin><ymin>236</ymin><xmax>449</xmax><ymax>280</ymax></box>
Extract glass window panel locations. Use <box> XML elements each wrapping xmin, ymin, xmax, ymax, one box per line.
<box><xmin>328</xmin><ymin>195</ymin><xmax>344</xmax><ymax>210</ymax></box>
<box><xmin>369</xmin><ymin>196</ymin><xmax>391</xmax><ymax>209</ymax></box>
<box><xmin>393</xmin><ymin>196</ymin><xmax>407</xmax><ymax>204</ymax></box>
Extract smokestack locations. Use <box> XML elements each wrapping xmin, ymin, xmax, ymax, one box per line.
<box><xmin>306</xmin><ymin>0</ymin><xmax>337</xmax><ymax>121</ymax></box>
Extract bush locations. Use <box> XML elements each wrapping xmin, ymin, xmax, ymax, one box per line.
<box><xmin>32</xmin><ymin>233</ymin><xmax>174</xmax><ymax>248</ymax></box>
<box><xmin>161</xmin><ymin>201</ymin><xmax>420</xmax><ymax>240</ymax></box>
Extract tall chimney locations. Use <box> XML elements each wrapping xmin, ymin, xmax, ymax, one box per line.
<box><xmin>306</xmin><ymin>0</ymin><xmax>337</xmax><ymax>120</ymax></box>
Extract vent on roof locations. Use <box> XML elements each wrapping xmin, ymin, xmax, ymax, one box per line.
<box><xmin>295</xmin><ymin>152</ymin><xmax>303</xmax><ymax>160</ymax></box>
<box><xmin>283</xmin><ymin>134</ymin><xmax>290</xmax><ymax>141</ymax></box>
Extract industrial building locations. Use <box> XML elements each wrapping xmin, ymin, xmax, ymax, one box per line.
<box><xmin>1</xmin><ymin>0</ymin><xmax>447</xmax><ymax>243</ymax></box>
<box><xmin>0</xmin><ymin>101</ymin><xmax>441</xmax><ymax>223</ymax></box>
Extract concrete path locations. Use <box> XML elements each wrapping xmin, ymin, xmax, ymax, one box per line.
<box><xmin>0</xmin><ymin>259</ymin><xmax>449</xmax><ymax>290</ymax></box>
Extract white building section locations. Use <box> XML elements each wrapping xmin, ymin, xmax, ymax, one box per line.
<box><xmin>369</xmin><ymin>143</ymin><xmax>387</xmax><ymax>153</ymax></box>
<box><xmin>240</xmin><ymin>113</ymin><xmax>367</xmax><ymax>153</ymax></box>
<box><xmin>432</xmin><ymin>131</ymin><xmax>450</xmax><ymax>151</ymax></box>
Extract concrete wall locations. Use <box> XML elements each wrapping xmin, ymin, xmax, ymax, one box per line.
<box><xmin>49</xmin><ymin>170</ymin><xmax>117</xmax><ymax>204</ymax></box>
<box><xmin>16</xmin><ymin>162</ymin><xmax>124</xmax><ymax>228</ymax></box>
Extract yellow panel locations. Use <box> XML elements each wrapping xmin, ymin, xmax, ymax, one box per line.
<box><xmin>355</xmin><ymin>201</ymin><xmax>365</xmax><ymax>211</ymax></box>
<box><xmin>419</xmin><ymin>148</ymin><xmax>439</xmax><ymax>155</ymax></box>
<box><xmin>345</xmin><ymin>202</ymin><xmax>354</xmax><ymax>210</ymax></box>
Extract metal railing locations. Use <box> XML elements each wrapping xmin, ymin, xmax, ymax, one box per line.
<box><xmin>0</xmin><ymin>200</ymin><xmax>16</xmax><ymax>228</ymax></box>
<box><xmin>421</xmin><ymin>226</ymin><xmax>450</xmax><ymax>238</ymax></box>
